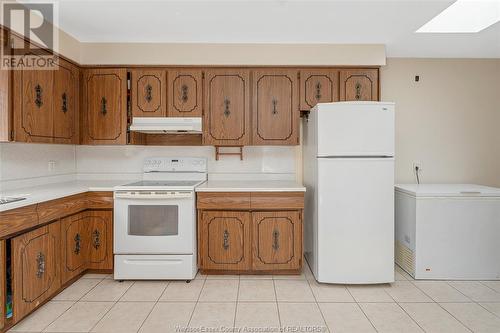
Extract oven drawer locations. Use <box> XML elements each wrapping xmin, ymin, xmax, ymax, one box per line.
<box><xmin>114</xmin><ymin>254</ymin><xmax>197</xmax><ymax>280</ymax></box>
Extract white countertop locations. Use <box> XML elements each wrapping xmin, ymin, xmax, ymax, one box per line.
<box><xmin>395</xmin><ymin>183</ymin><xmax>500</xmax><ymax>197</ymax></box>
<box><xmin>0</xmin><ymin>180</ymin><xmax>131</xmax><ymax>212</ymax></box>
<box><xmin>195</xmin><ymin>180</ymin><xmax>306</xmax><ymax>192</ymax></box>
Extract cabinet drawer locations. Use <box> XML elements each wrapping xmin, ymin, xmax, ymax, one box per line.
<box><xmin>37</xmin><ymin>193</ymin><xmax>87</xmax><ymax>224</ymax></box>
<box><xmin>197</xmin><ymin>192</ymin><xmax>251</xmax><ymax>210</ymax></box>
<box><xmin>86</xmin><ymin>192</ymin><xmax>113</xmax><ymax>209</ymax></box>
<box><xmin>250</xmin><ymin>192</ymin><xmax>304</xmax><ymax>210</ymax></box>
<box><xmin>0</xmin><ymin>204</ymin><xmax>38</xmax><ymax>239</ymax></box>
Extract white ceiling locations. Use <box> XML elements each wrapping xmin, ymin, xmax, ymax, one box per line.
<box><xmin>55</xmin><ymin>0</ymin><xmax>500</xmax><ymax>58</ymax></box>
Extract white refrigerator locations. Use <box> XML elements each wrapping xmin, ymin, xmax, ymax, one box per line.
<box><xmin>303</xmin><ymin>101</ymin><xmax>395</xmax><ymax>284</ymax></box>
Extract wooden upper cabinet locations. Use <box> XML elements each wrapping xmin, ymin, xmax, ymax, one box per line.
<box><xmin>130</xmin><ymin>69</ymin><xmax>166</xmax><ymax>117</ymax></box>
<box><xmin>300</xmin><ymin>69</ymin><xmax>339</xmax><ymax>110</ymax></box>
<box><xmin>339</xmin><ymin>69</ymin><xmax>379</xmax><ymax>101</ymax></box>
<box><xmin>252</xmin><ymin>211</ymin><xmax>302</xmax><ymax>271</ymax></box>
<box><xmin>14</xmin><ymin>64</ymin><xmax>54</xmax><ymax>142</ymax></box>
<box><xmin>203</xmin><ymin>69</ymin><xmax>250</xmax><ymax>146</ymax></box>
<box><xmin>81</xmin><ymin>68</ymin><xmax>127</xmax><ymax>145</ymax></box>
<box><xmin>12</xmin><ymin>222</ymin><xmax>61</xmax><ymax>321</ymax></box>
<box><xmin>167</xmin><ymin>69</ymin><xmax>202</xmax><ymax>117</ymax></box>
<box><xmin>252</xmin><ymin>69</ymin><xmax>299</xmax><ymax>145</ymax></box>
<box><xmin>199</xmin><ymin>210</ymin><xmax>251</xmax><ymax>271</ymax></box>
<box><xmin>53</xmin><ymin>59</ymin><xmax>79</xmax><ymax>144</ymax></box>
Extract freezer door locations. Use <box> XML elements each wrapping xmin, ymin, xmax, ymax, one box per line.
<box><xmin>316</xmin><ymin>102</ymin><xmax>394</xmax><ymax>157</ymax></box>
<box><xmin>316</xmin><ymin>157</ymin><xmax>394</xmax><ymax>284</ymax></box>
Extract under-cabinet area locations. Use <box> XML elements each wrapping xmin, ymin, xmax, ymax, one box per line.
<box><xmin>0</xmin><ymin>192</ymin><xmax>113</xmax><ymax>330</ymax></box>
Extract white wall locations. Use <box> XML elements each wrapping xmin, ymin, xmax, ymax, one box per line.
<box><xmin>381</xmin><ymin>58</ymin><xmax>500</xmax><ymax>187</ymax></box>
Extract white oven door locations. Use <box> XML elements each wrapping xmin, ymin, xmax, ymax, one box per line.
<box><xmin>114</xmin><ymin>191</ymin><xmax>195</xmax><ymax>254</ymax></box>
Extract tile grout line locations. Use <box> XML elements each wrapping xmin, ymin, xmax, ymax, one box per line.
<box><xmin>343</xmin><ymin>286</ymin><xmax>379</xmax><ymax>333</ymax></box>
<box><xmin>87</xmin><ymin>279</ymin><xmax>134</xmax><ymax>332</ymax></box>
<box><xmin>405</xmin><ymin>279</ymin><xmax>474</xmax><ymax>332</ymax></box>
<box><xmin>304</xmin><ymin>272</ymin><xmax>330</xmax><ymax>333</ymax></box>
<box><xmin>479</xmin><ymin>280</ymin><xmax>500</xmax><ymax>294</ymax></box>
<box><xmin>37</xmin><ymin>275</ymin><xmax>107</xmax><ymax>333</ymax></box>
<box><xmin>232</xmin><ymin>276</ymin><xmax>241</xmax><ymax>332</ymax></box>
<box><xmin>135</xmin><ymin>281</ymin><xmax>171</xmax><ymax>333</ymax></box>
<box><xmin>186</xmin><ymin>276</ymin><xmax>207</xmax><ymax>328</ymax></box>
<box><xmin>272</xmin><ymin>277</ymin><xmax>283</xmax><ymax>330</ymax></box>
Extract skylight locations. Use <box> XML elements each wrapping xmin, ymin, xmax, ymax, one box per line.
<box><xmin>417</xmin><ymin>0</ymin><xmax>500</xmax><ymax>33</ymax></box>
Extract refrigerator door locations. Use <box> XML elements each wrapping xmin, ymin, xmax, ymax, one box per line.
<box><xmin>316</xmin><ymin>157</ymin><xmax>394</xmax><ymax>284</ymax></box>
<box><xmin>315</xmin><ymin>102</ymin><xmax>395</xmax><ymax>157</ymax></box>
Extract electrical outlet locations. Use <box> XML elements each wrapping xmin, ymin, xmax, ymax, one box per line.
<box><xmin>48</xmin><ymin>160</ymin><xmax>56</xmax><ymax>172</ymax></box>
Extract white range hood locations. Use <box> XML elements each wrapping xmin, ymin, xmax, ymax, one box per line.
<box><xmin>129</xmin><ymin>117</ymin><xmax>202</xmax><ymax>134</ymax></box>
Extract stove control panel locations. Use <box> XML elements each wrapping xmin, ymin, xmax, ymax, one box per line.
<box><xmin>143</xmin><ymin>157</ymin><xmax>207</xmax><ymax>173</ymax></box>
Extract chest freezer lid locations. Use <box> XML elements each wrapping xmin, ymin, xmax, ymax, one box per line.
<box><xmin>395</xmin><ymin>184</ymin><xmax>500</xmax><ymax>198</ymax></box>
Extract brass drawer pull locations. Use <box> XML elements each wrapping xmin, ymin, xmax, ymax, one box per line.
<box><xmin>145</xmin><ymin>84</ymin><xmax>153</xmax><ymax>102</ymax></box>
<box><xmin>36</xmin><ymin>252</ymin><xmax>45</xmax><ymax>278</ymax></box>
<box><xmin>35</xmin><ymin>84</ymin><xmax>43</xmax><ymax>108</ymax></box>
<box><xmin>101</xmin><ymin>97</ymin><xmax>107</xmax><ymax>115</ymax></box>
<box><xmin>223</xmin><ymin>229</ymin><xmax>229</xmax><ymax>250</ymax></box>
<box><xmin>92</xmin><ymin>229</ymin><xmax>101</xmax><ymax>249</ymax></box>
<box><xmin>74</xmin><ymin>233</ymin><xmax>81</xmax><ymax>254</ymax></box>
<box><xmin>273</xmin><ymin>229</ymin><xmax>280</xmax><ymax>250</ymax></box>
<box><xmin>62</xmin><ymin>92</ymin><xmax>68</xmax><ymax>113</ymax></box>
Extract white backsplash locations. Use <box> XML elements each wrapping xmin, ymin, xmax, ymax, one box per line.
<box><xmin>0</xmin><ymin>143</ymin><xmax>77</xmax><ymax>190</ymax></box>
<box><xmin>76</xmin><ymin>145</ymin><xmax>299</xmax><ymax>181</ymax></box>
<box><xmin>0</xmin><ymin>143</ymin><xmax>299</xmax><ymax>191</ymax></box>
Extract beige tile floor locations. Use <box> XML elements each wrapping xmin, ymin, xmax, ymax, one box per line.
<box><xmin>8</xmin><ymin>264</ymin><xmax>500</xmax><ymax>333</ymax></box>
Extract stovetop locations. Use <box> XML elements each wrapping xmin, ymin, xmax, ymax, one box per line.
<box><xmin>123</xmin><ymin>180</ymin><xmax>202</xmax><ymax>187</ymax></box>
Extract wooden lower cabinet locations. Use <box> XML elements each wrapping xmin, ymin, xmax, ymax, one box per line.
<box><xmin>197</xmin><ymin>192</ymin><xmax>304</xmax><ymax>274</ymax></box>
<box><xmin>252</xmin><ymin>211</ymin><xmax>302</xmax><ymax>271</ymax></box>
<box><xmin>61</xmin><ymin>213</ymin><xmax>88</xmax><ymax>284</ymax></box>
<box><xmin>12</xmin><ymin>222</ymin><xmax>61</xmax><ymax>321</ymax></box>
<box><xmin>0</xmin><ymin>240</ymin><xmax>5</xmax><ymax>330</ymax></box>
<box><xmin>61</xmin><ymin>210</ymin><xmax>113</xmax><ymax>284</ymax></box>
<box><xmin>199</xmin><ymin>211</ymin><xmax>251</xmax><ymax>271</ymax></box>
<box><xmin>86</xmin><ymin>210</ymin><xmax>113</xmax><ymax>270</ymax></box>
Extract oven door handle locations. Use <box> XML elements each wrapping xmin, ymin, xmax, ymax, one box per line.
<box><xmin>114</xmin><ymin>192</ymin><xmax>193</xmax><ymax>199</ymax></box>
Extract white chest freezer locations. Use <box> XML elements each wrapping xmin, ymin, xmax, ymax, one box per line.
<box><xmin>395</xmin><ymin>184</ymin><xmax>500</xmax><ymax>280</ymax></box>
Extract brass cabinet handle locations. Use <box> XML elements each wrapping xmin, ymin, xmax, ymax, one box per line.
<box><xmin>92</xmin><ymin>229</ymin><xmax>101</xmax><ymax>249</ymax></box>
<box><xmin>223</xmin><ymin>98</ymin><xmax>231</xmax><ymax>117</ymax></box>
<box><xmin>355</xmin><ymin>83</ymin><xmax>362</xmax><ymax>100</ymax></box>
<box><xmin>36</xmin><ymin>252</ymin><xmax>45</xmax><ymax>278</ymax></box>
<box><xmin>100</xmin><ymin>97</ymin><xmax>107</xmax><ymax>115</ymax></box>
<box><xmin>315</xmin><ymin>82</ymin><xmax>322</xmax><ymax>100</ymax></box>
<box><xmin>61</xmin><ymin>92</ymin><xmax>68</xmax><ymax>113</ymax></box>
<box><xmin>35</xmin><ymin>84</ymin><xmax>43</xmax><ymax>108</ymax></box>
<box><xmin>272</xmin><ymin>229</ymin><xmax>280</xmax><ymax>250</ymax></box>
<box><xmin>74</xmin><ymin>233</ymin><xmax>81</xmax><ymax>254</ymax></box>
<box><xmin>272</xmin><ymin>98</ymin><xmax>278</xmax><ymax>115</ymax></box>
<box><xmin>181</xmin><ymin>84</ymin><xmax>188</xmax><ymax>102</ymax></box>
<box><xmin>223</xmin><ymin>229</ymin><xmax>229</xmax><ymax>250</ymax></box>
<box><xmin>145</xmin><ymin>84</ymin><xmax>153</xmax><ymax>102</ymax></box>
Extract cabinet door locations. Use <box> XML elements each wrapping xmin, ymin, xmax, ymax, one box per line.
<box><xmin>86</xmin><ymin>210</ymin><xmax>113</xmax><ymax>270</ymax></box>
<box><xmin>81</xmin><ymin>68</ymin><xmax>127</xmax><ymax>145</ymax></box>
<box><xmin>300</xmin><ymin>69</ymin><xmax>339</xmax><ymax>110</ymax></box>
<box><xmin>61</xmin><ymin>213</ymin><xmax>87</xmax><ymax>284</ymax></box>
<box><xmin>12</xmin><ymin>222</ymin><xmax>61</xmax><ymax>321</ymax></box>
<box><xmin>167</xmin><ymin>70</ymin><xmax>202</xmax><ymax>117</ymax></box>
<box><xmin>130</xmin><ymin>69</ymin><xmax>166</xmax><ymax>117</ymax></box>
<box><xmin>339</xmin><ymin>69</ymin><xmax>379</xmax><ymax>101</ymax></box>
<box><xmin>203</xmin><ymin>69</ymin><xmax>250</xmax><ymax>146</ymax></box>
<box><xmin>53</xmin><ymin>59</ymin><xmax>79</xmax><ymax>144</ymax></box>
<box><xmin>252</xmin><ymin>69</ymin><xmax>299</xmax><ymax>145</ymax></box>
<box><xmin>0</xmin><ymin>240</ymin><xmax>5</xmax><ymax>330</ymax></box>
<box><xmin>14</xmin><ymin>64</ymin><xmax>54</xmax><ymax>142</ymax></box>
<box><xmin>252</xmin><ymin>211</ymin><xmax>302</xmax><ymax>271</ymax></box>
<box><xmin>199</xmin><ymin>211</ymin><xmax>251</xmax><ymax>271</ymax></box>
